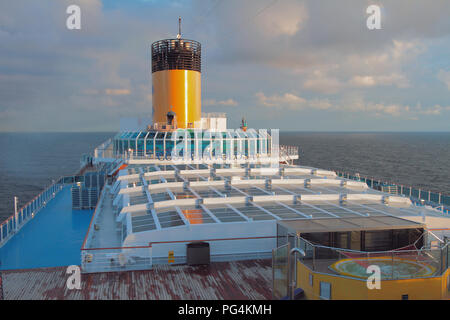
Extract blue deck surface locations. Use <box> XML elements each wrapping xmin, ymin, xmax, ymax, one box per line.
<box><xmin>0</xmin><ymin>186</ymin><xmax>93</xmax><ymax>270</ymax></box>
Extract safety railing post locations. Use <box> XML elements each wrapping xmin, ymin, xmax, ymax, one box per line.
<box><xmin>391</xmin><ymin>251</ymin><xmax>394</xmax><ymax>280</ymax></box>
<box><xmin>14</xmin><ymin>196</ymin><xmax>18</xmax><ymax>232</ymax></box>
<box><xmin>312</xmin><ymin>246</ymin><xmax>316</xmax><ymax>271</ymax></box>
<box><xmin>149</xmin><ymin>245</ymin><xmax>153</xmax><ymax>269</ymax></box>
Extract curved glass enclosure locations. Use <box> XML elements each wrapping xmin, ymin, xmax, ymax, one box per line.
<box><xmin>112</xmin><ymin>129</ymin><xmax>273</xmax><ymax>160</ymax></box>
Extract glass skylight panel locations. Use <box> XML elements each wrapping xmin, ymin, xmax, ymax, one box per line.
<box><xmin>233</xmin><ymin>204</ymin><xmax>275</xmax><ymax>221</ymax></box>
<box><xmin>157</xmin><ymin>210</ymin><xmax>185</xmax><ymax>228</ymax></box>
<box><xmin>192</xmin><ymin>188</ymin><xmax>223</xmax><ymax>198</ymax></box>
<box><xmin>131</xmin><ymin>212</ymin><xmax>156</xmax><ymax>232</ymax></box>
<box><xmin>172</xmin><ymin>189</ymin><xmax>197</xmax><ymax>199</ymax></box>
<box><xmin>150</xmin><ymin>191</ymin><xmax>172</xmax><ymax>202</ymax></box>
<box><xmin>331</xmin><ymin>211</ymin><xmax>360</xmax><ymax>218</ymax></box>
<box><xmin>127</xmin><ymin>168</ymin><xmax>140</xmax><ymax>175</ymax></box>
<box><xmin>364</xmin><ymin>204</ymin><xmax>413</xmax><ymax>217</ymax></box>
<box><xmin>238</xmin><ymin>187</ymin><xmax>270</xmax><ymax>196</ymax></box>
<box><xmin>343</xmin><ymin>204</ymin><xmax>384</xmax><ymax>216</ymax></box>
<box><xmin>207</xmin><ymin>206</ymin><xmax>246</xmax><ymax>223</ymax></box>
<box><xmin>259</xmin><ymin>204</ymin><xmax>300</xmax><ymax>219</ymax></box>
<box><xmin>312</xmin><ymin>204</ymin><xmax>348</xmax><ymax>214</ymax></box>
<box><xmin>179</xmin><ymin>207</ymin><xmax>216</xmax><ymax>224</ymax></box>
<box><xmin>127</xmin><ymin>181</ymin><xmax>143</xmax><ymax>188</ymax></box>
<box><xmin>270</xmin><ymin>187</ymin><xmax>296</xmax><ymax>195</ymax></box>
<box><xmin>141</xmin><ymin>166</ymin><xmax>158</xmax><ymax>173</ymax></box>
<box><xmin>129</xmin><ymin>193</ymin><xmax>148</xmax><ymax>206</ymax></box>
<box><xmin>147</xmin><ymin>178</ymin><xmax>163</xmax><ymax>185</ymax></box>
<box><xmin>284</xmin><ymin>185</ymin><xmax>316</xmax><ymax>195</ymax></box>
<box><xmin>156</xmin><ymin>165</ymin><xmax>175</xmax><ymax>171</ymax></box>
<box><xmin>217</xmin><ymin>188</ymin><xmax>245</xmax><ymax>197</ymax></box>
<box><xmin>289</xmin><ymin>203</ymin><xmax>331</xmax><ymax>218</ymax></box>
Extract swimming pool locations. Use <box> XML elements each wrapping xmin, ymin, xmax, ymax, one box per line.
<box><xmin>330</xmin><ymin>257</ymin><xmax>436</xmax><ymax>279</ymax></box>
<box><xmin>0</xmin><ymin>186</ymin><xmax>92</xmax><ymax>270</ymax></box>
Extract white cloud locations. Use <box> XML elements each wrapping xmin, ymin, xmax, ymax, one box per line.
<box><xmin>300</xmin><ymin>40</ymin><xmax>419</xmax><ymax>94</ymax></box>
<box><xmin>437</xmin><ymin>69</ymin><xmax>450</xmax><ymax>90</ymax></box>
<box><xmin>303</xmin><ymin>73</ymin><xmax>342</xmax><ymax>94</ymax></box>
<box><xmin>256</xmin><ymin>92</ymin><xmax>306</xmax><ymax>108</ymax></box>
<box><xmin>203</xmin><ymin>98</ymin><xmax>238</xmax><ymax>107</ymax></box>
<box><xmin>255</xmin><ymin>1</ymin><xmax>308</xmax><ymax>37</ymax></box>
<box><xmin>105</xmin><ymin>89</ymin><xmax>131</xmax><ymax>95</ymax></box>
<box><xmin>255</xmin><ymin>91</ymin><xmax>450</xmax><ymax>119</ymax></box>
<box><xmin>349</xmin><ymin>73</ymin><xmax>409</xmax><ymax>88</ymax></box>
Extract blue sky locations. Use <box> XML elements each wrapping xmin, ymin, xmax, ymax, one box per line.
<box><xmin>0</xmin><ymin>0</ymin><xmax>449</xmax><ymax>131</ymax></box>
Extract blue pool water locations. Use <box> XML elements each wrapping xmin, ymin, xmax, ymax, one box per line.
<box><xmin>0</xmin><ymin>186</ymin><xmax>93</xmax><ymax>270</ymax></box>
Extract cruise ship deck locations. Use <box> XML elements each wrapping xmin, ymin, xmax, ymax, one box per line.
<box><xmin>80</xmin><ymin>162</ymin><xmax>450</xmax><ymax>274</ymax></box>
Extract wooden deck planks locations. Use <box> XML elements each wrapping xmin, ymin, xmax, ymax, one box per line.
<box><xmin>2</xmin><ymin>260</ymin><xmax>272</xmax><ymax>300</ymax></box>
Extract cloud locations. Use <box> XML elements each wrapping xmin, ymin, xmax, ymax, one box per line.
<box><xmin>303</xmin><ymin>72</ymin><xmax>342</xmax><ymax>94</ymax></box>
<box><xmin>300</xmin><ymin>40</ymin><xmax>419</xmax><ymax>94</ymax></box>
<box><xmin>203</xmin><ymin>98</ymin><xmax>238</xmax><ymax>107</ymax></box>
<box><xmin>349</xmin><ymin>73</ymin><xmax>409</xmax><ymax>88</ymax></box>
<box><xmin>255</xmin><ymin>90</ymin><xmax>450</xmax><ymax>119</ymax></box>
<box><xmin>105</xmin><ymin>89</ymin><xmax>131</xmax><ymax>95</ymax></box>
<box><xmin>437</xmin><ymin>69</ymin><xmax>450</xmax><ymax>90</ymax></box>
<box><xmin>256</xmin><ymin>92</ymin><xmax>306</xmax><ymax>108</ymax></box>
<box><xmin>254</xmin><ymin>1</ymin><xmax>308</xmax><ymax>37</ymax></box>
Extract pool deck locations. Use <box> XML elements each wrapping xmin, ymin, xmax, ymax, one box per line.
<box><xmin>0</xmin><ymin>186</ymin><xmax>93</xmax><ymax>270</ymax></box>
<box><xmin>0</xmin><ymin>259</ymin><xmax>272</xmax><ymax>300</ymax></box>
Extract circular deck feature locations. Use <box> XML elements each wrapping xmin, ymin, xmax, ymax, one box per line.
<box><xmin>330</xmin><ymin>257</ymin><xmax>436</xmax><ymax>279</ymax></box>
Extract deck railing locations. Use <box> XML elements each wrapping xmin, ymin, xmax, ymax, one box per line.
<box><xmin>93</xmin><ymin>138</ymin><xmax>113</xmax><ymax>159</ymax></box>
<box><xmin>95</xmin><ymin>144</ymin><xmax>298</xmax><ymax>163</ymax></box>
<box><xmin>294</xmin><ymin>236</ymin><xmax>449</xmax><ymax>281</ymax></box>
<box><xmin>80</xmin><ymin>236</ymin><xmax>275</xmax><ymax>273</ymax></box>
<box><xmin>0</xmin><ymin>174</ymin><xmax>86</xmax><ymax>248</ymax></box>
<box><xmin>335</xmin><ymin>171</ymin><xmax>450</xmax><ymax>215</ymax></box>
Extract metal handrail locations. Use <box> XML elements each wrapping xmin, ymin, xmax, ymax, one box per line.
<box><xmin>334</xmin><ymin>170</ymin><xmax>450</xmax><ymax>214</ymax></box>
<box><xmin>298</xmin><ymin>234</ymin><xmax>449</xmax><ymax>255</ymax></box>
<box><xmin>295</xmin><ymin>235</ymin><xmax>449</xmax><ymax>280</ymax></box>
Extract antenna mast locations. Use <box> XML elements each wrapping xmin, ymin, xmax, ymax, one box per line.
<box><xmin>177</xmin><ymin>17</ymin><xmax>182</xmax><ymax>39</ymax></box>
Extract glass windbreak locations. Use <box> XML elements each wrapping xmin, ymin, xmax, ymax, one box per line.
<box><xmin>272</xmin><ymin>243</ymin><xmax>290</xmax><ymax>300</ymax></box>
